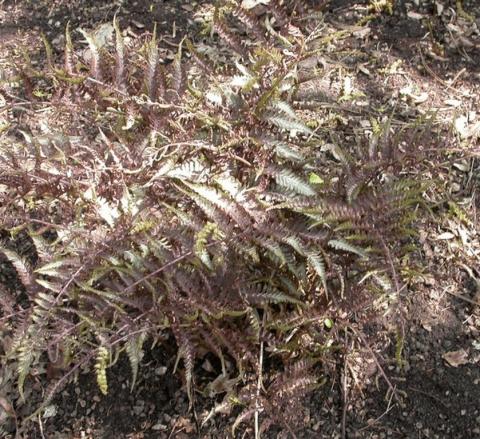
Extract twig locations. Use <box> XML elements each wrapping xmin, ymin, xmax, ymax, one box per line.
<box><xmin>352</xmin><ymin>328</ymin><xmax>401</xmax><ymax>405</ymax></box>
<box><xmin>444</xmin><ymin>289</ymin><xmax>479</xmax><ymax>306</ymax></box>
<box><xmin>418</xmin><ymin>49</ymin><xmax>463</xmax><ymax>94</ymax></box>
<box><xmin>356</xmin><ymin>388</ymin><xmax>395</xmax><ymax>432</ymax></box>
<box><xmin>255</xmin><ymin>339</ymin><xmax>264</xmax><ymax>439</ymax></box>
<box><xmin>167</xmin><ymin>419</ymin><xmax>180</xmax><ymax>439</ymax></box>
<box><xmin>407</xmin><ymin>387</ymin><xmax>449</xmax><ymax>409</ymax></box>
<box><xmin>255</xmin><ymin>312</ymin><xmax>266</xmax><ymax>439</ymax></box>
<box><xmin>37</xmin><ymin>414</ymin><xmax>46</xmax><ymax>439</ymax></box>
<box><xmin>340</xmin><ymin>331</ymin><xmax>349</xmax><ymax>439</ymax></box>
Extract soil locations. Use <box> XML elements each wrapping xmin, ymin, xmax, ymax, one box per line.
<box><xmin>1</xmin><ymin>0</ymin><xmax>480</xmax><ymax>438</ymax></box>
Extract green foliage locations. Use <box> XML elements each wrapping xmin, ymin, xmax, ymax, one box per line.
<box><xmin>95</xmin><ymin>347</ymin><xmax>109</xmax><ymax>396</ymax></box>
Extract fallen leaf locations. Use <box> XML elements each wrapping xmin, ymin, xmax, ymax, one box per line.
<box><xmin>436</xmin><ymin>232</ymin><xmax>455</xmax><ymax>240</ymax></box>
<box><xmin>358</xmin><ymin>64</ymin><xmax>371</xmax><ymax>76</ymax></box>
<box><xmin>241</xmin><ymin>0</ymin><xmax>269</xmax><ymax>8</ymax></box>
<box><xmin>443</xmin><ymin>349</ymin><xmax>469</xmax><ymax>367</ymax></box>
<box><xmin>353</xmin><ymin>27</ymin><xmax>371</xmax><ymax>39</ymax></box>
<box><xmin>177</xmin><ymin>416</ymin><xmax>196</xmax><ymax>433</ymax></box>
<box><xmin>444</xmin><ymin>99</ymin><xmax>461</xmax><ymax>107</ymax></box>
<box><xmin>454</xmin><ymin>115</ymin><xmax>468</xmax><ymax>138</ymax></box>
<box><xmin>466</xmin><ymin>121</ymin><xmax>480</xmax><ymax>139</ymax></box>
<box><xmin>412</xmin><ymin>92</ymin><xmax>428</xmax><ymax>104</ymax></box>
<box><xmin>435</xmin><ymin>1</ymin><xmax>444</xmax><ymax>15</ymax></box>
<box><xmin>453</xmin><ymin>161</ymin><xmax>470</xmax><ymax>172</ymax></box>
<box><xmin>407</xmin><ymin>11</ymin><xmax>424</xmax><ymax>20</ymax></box>
<box><xmin>421</xmin><ymin>322</ymin><xmax>432</xmax><ymax>332</ymax></box>
<box><xmin>0</xmin><ymin>397</ymin><xmax>15</xmax><ymax>417</ymax></box>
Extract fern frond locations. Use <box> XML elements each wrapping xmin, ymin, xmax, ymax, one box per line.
<box><xmin>95</xmin><ymin>346</ymin><xmax>109</xmax><ymax>395</ymax></box>
<box><xmin>194</xmin><ymin>222</ymin><xmax>224</xmax><ymax>269</ymax></box>
<box><xmin>242</xmin><ymin>283</ymin><xmax>303</xmax><ymax>306</ymax></box>
<box><xmin>32</xmin><ymin>291</ymin><xmax>55</xmax><ymax>318</ymax></box>
<box><xmin>269</xmin><ymin>140</ymin><xmax>304</xmax><ymax>162</ymax></box>
<box><xmin>185</xmin><ymin>38</ymin><xmax>213</xmax><ymax>75</ymax></box>
<box><xmin>272</xmin><ymin>168</ymin><xmax>316</xmax><ymax>196</ymax></box>
<box><xmin>232</xmin><ymin>6</ymin><xmax>267</xmax><ymax>42</ymax></box>
<box><xmin>269</xmin><ymin>0</ymin><xmax>290</xmax><ymax>26</ymax></box>
<box><xmin>0</xmin><ymin>245</ymin><xmax>33</xmax><ymax>288</ymax></box>
<box><xmin>214</xmin><ymin>11</ymin><xmax>248</xmax><ymax>58</ymax></box>
<box><xmin>17</xmin><ymin>337</ymin><xmax>35</xmax><ymax>401</ymax></box>
<box><xmin>125</xmin><ymin>332</ymin><xmax>146</xmax><ymax>391</ymax></box>
<box><xmin>283</xmin><ymin>234</ymin><xmax>305</xmax><ymax>255</ymax></box>
<box><xmin>34</xmin><ymin>259</ymin><xmax>72</xmax><ymax>278</ymax></box>
<box><xmin>269</xmin><ymin>100</ymin><xmax>297</xmax><ymax>120</ymax></box>
<box><xmin>177</xmin><ymin>332</ymin><xmax>195</xmax><ymax>408</ymax></box>
<box><xmin>41</xmin><ymin>33</ymin><xmax>54</xmax><ymax>70</ymax></box>
<box><xmin>145</xmin><ymin>24</ymin><xmax>160</xmax><ymax>101</ymax></box>
<box><xmin>263</xmin><ymin>111</ymin><xmax>313</xmax><ymax>135</ymax></box>
<box><xmin>183</xmin><ymin>182</ymin><xmax>252</xmax><ymax>228</ymax></box>
<box><xmin>328</xmin><ymin>239</ymin><xmax>368</xmax><ymax>258</ymax></box>
<box><xmin>79</xmin><ymin>28</ymin><xmax>102</xmax><ymax>80</ymax></box>
<box><xmin>275</xmin><ymin>375</ymin><xmax>317</xmax><ymax>399</ymax></box>
<box><xmin>232</xmin><ymin>407</ymin><xmax>258</xmax><ymax>436</ymax></box>
<box><xmin>170</xmin><ymin>39</ymin><xmax>185</xmax><ymax>99</ymax></box>
<box><xmin>64</xmin><ymin>22</ymin><xmax>75</xmax><ymax>75</ymax></box>
<box><xmin>306</xmin><ymin>250</ymin><xmax>327</xmax><ymax>292</ymax></box>
<box><xmin>260</xmin><ymin>239</ymin><xmax>288</xmax><ymax>266</ymax></box>
<box><xmin>113</xmin><ymin>16</ymin><xmax>126</xmax><ymax>91</ymax></box>
<box><xmin>372</xmin><ymin>273</ymin><xmax>393</xmax><ymax>293</ymax></box>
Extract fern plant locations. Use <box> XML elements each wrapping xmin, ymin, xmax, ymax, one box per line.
<box><xmin>0</xmin><ymin>1</ymin><xmax>430</xmax><ymax>435</ymax></box>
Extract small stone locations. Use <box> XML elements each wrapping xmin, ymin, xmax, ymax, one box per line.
<box><xmin>152</xmin><ymin>423</ymin><xmax>167</xmax><ymax>431</ymax></box>
<box><xmin>443</xmin><ymin>339</ymin><xmax>453</xmax><ymax>348</ymax></box>
<box><xmin>132</xmin><ymin>20</ymin><xmax>145</xmax><ymax>29</ymax></box>
<box><xmin>52</xmin><ymin>34</ymin><xmax>65</xmax><ymax>47</ymax></box>
<box><xmin>451</xmin><ymin>182</ymin><xmax>461</xmax><ymax>192</ymax></box>
<box><xmin>155</xmin><ymin>366</ymin><xmax>167</xmax><ymax>376</ymax></box>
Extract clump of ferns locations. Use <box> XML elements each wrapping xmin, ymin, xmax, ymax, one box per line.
<box><xmin>0</xmin><ymin>2</ymin><xmax>428</xmax><ymax>435</ymax></box>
